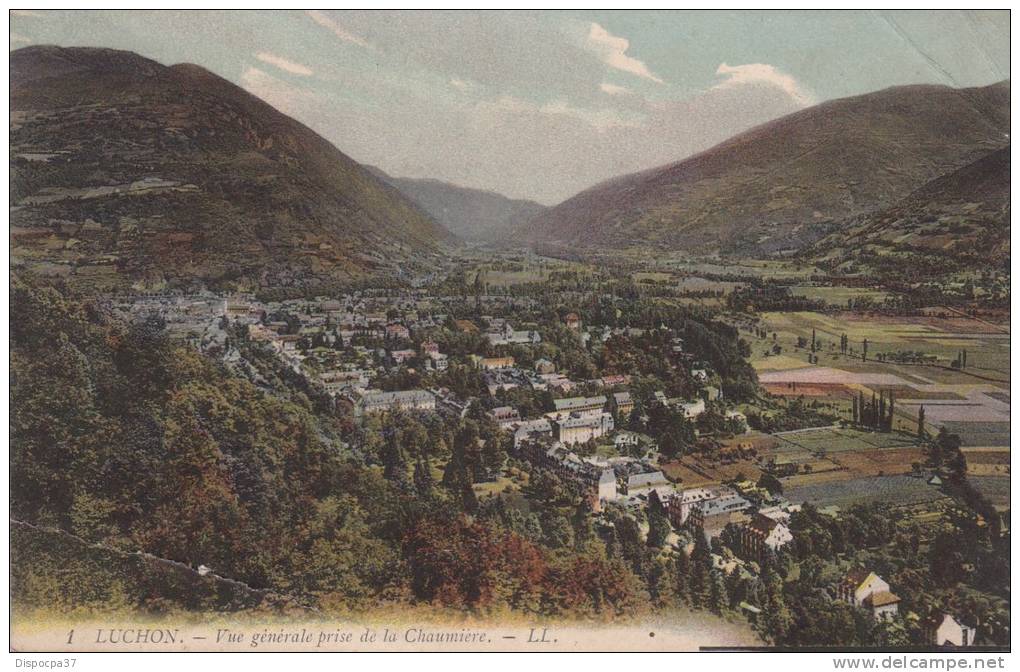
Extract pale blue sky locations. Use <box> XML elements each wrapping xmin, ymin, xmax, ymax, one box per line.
<box><xmin>10</xmin><ymin>10</ymin><xmax>1010</xmax><ymax>203</ymax></box>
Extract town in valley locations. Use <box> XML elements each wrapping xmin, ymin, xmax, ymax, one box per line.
<box><xmin>8</xmin><ymin>10</ymin><xmax>1010</xmax><ymax>652</ymax></box>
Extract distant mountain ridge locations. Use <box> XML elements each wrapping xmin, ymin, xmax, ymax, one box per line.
<box><xmin>10</xmin><ymin>45</ymin><xmax>453</xmax><ymax>290</ymax></box>
<box><xmin>367</xmin><ymin>167</ymin><xmax>547</xmax><ymax>242</ymax></box>
<box><xmin>517</xmin><ymin>81</ymin><xmax>1010</xmax><ymax>257</ymax></box>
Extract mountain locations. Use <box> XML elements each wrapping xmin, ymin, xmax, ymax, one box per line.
<box><xmin>518</xmin><ymin>81</ymin><xmax>1010</xmax><ymax>257</ymax></box>
<box><xmin>367</xmin><ymin>167</ymin><xmax>547</xmax><ymax>242</ymax></box>
<box><xmin>807</xmin><ymin>145</ymin><xmax>1010</xmax><ymax>277</ymax></box>
<box><xmin>10</xmin><ymin>46</ymin><xmax>453</xmax><ymax>290</ymax></box>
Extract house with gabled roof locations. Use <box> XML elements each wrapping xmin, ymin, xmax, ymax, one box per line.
<box><xmin>740</xmin><ymin>512</ymin><xmax>793</xmax><ymax>561</ymax></box>
<box><xmin>929</xmin><ymin>614</ymin><xmax>979</xmax><ymax>647</ymax></box>
<box><xmin>836</xmin><ymin>568</ymin><xmax>900</xmax><ymax>621</ymax></box>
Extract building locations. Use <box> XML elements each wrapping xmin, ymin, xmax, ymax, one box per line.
<box><xmin>486</xmin><ymin>322</ymin><xmax>541</xmax><ymax>346</ymax></box>
<box><xmin>489</xmin><ymin>406</ymin><xmax>521</xmax><ymax>428</ymax></box>
<box><xmin>679</xmin><ymin>398</ymin><xmax>706</xmax><ymax>419</ymax></box>
<box><xmin>534</xmin><ymin>373</ymin><xmax>575</xmax><ymax>392</ymax></box>
<box><xmin>598</xmin><ymin>469</ymin><xmax>619</xmax><ymax>502</ymax></box>
<box><xmin>348</xmin><ymin>389</ymin><xmax>436</xmax><ymax>418</ymax></box>
<box><xmin>626</xmin><ymin>471</ymin><xmax>670</xmax><ymax>496</ymax></box>
<box><xmin>389</xmin><ymin>349</ymin><xmax>417</xmax><ymax>364</ymax></box>
<box><xmin>553</xmin><ymin>395</ymin><xmax>607</xmax><ymax>418</ymax></box>
<box><xmin>513</xmin><ymin>418</ymin><xmax>554</xmax><ymax>448</ymax></box>
<box><xmin>426</xmin><ymin>353</ymin><xmax>449</xmax><ymax>371</ymax></box>
<box><xmin>478</xmin><ymin>356</ymin><xmax>516</xmax><ymax>370</ymax></box>
<box><xmin>534</xmin><ymin>358</ymin><xmax>556</xmax><ymax>374</ymax></box>
<box><xmin>276</xmin><ymin>334</ymin><xmax>302</xmax><ymax>353</ymax></box>
<box><xmin>319</xmin><ymin>369</ymin><xmax>371</xmax><ymax>395</ymax></box>
<box><xmin>564</xmin><ymin>312</ymin><xmax>582</xmax><ymax>330</ymax></box>
<box><xmin>666</xmin><ymin>486</ymin><xmax>750</xmax><ymax>529</ymax></box>
<box><xmin>667</xmin><ymin>486</ymin><xmax>715</xmax><ymax>527</ymax></box>
<box><xmin>687</xmin><ymin>490</ymin><xmax>752</xmax><ymax>539</ymax></box>
<box><xmin>614</xmin><ymin>431</ymin><xmax>640</xmax><ymax>448</ymax></box>
<box><xmin>482</xmin><ymin>367</ymin><xmax>530</xmax><ymax>396</ymax></box>
<box><xmin>517</xmin><ymin>440</ymin><xmax>615</xmax><ymax>512</ymax></box>
<box><xmin>740</xmin><ymin>512</ymin><xmax>793</xmax><ymax>560</ymax></box>
<box><xmin>836</xmin><ymin>569</ymin><xmax>900</xmax><ymax>621</ymax></box>
<box><xmin>610</xmin><ymin>391</ymin><xmax>635</xmax><ymax>418</ymax></box>
<box><xmin>385</xmin><ymin>323</ymin><xmax>411</xmax><ymax>340</ymax></box>
<box><xmin>556</xmin><ymin>412</ymin><xmax>614</xmax><ymax>444</ymax></box>
<box><xmin>930</xmin><ymin>614</ymin><xmax>979</xmax><ymax>647</ymax></box>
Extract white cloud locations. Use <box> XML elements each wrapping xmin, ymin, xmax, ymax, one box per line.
<box><xmin>449</xmin><ymin>78</ymin><xmax>472</xmax><ymax>91</ymax></box>
<box><xmin>714</xmin><ymin>62</ymin><xmax>814</xmax><ymax>105</ymax></box>
<box><xmin>306</xmin><ymin>10</ymin><xmax>369</xmax><ymax>48</ymax></box>
<box><xmin>255</xmin><ymin>51</ymin><xmax>313</xmax><ymax>77</ymax></box>
<box><xmin>599</xmin><ymin>82</ymin><xmax>631</xmax><ymax>96</ymax></box>
<box><xmin>586</xmin><ymin>22</ymin><xmax>663</xmax><ymax>84</ymax></box>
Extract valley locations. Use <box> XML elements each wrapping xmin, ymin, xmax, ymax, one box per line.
<box><xmin>9</xmin><ymin>36</ymin><xmax>1011</xmax><ymax>652</ymax></box>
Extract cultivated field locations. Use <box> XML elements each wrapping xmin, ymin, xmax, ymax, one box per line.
<box><xmin>785</xmin><ymin>474</ymin><xmax>947</xmax><ymax>510</ymax></box>
<box><xmin>749</xmin><ymin>310</ymin><xmax>1010</xmax><ymax>454</ymax></box>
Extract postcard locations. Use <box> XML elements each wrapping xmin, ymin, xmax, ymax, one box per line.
<box><xmin>8</xmin><ymin>9</ymin><xmax>1011</xmax><ymax>656</ymax></box>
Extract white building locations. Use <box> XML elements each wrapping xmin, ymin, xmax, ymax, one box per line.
<box><xmin>486</xmin><ymin>322</ymin><xmax>541</xmax><ymax>346</ymax></box>
<box><xmin>679</xmin><ymin>398</ymin><xmax>706</xmax><ymax>419</ymax></box>
<box><xmin>552</xmin><ymin>395</ymin><xmax>607</xmax><ymax>419</ymax></box>
<box><xmin>598</xmin><ymin>469</ymin><xmax>619</xmax><ymax>503</ymax></box>
<box><xmin>350</xmin><ymin>389</ymin><xmax>436</xmax><ymax>418</ymax></box>
<box><xmin>836</xmin><ymin>569</ymin><xmax>900</xmax><ymax>621</ymax></box>
<box><xmin>932</xmin><ymin>614</ymin><xmax>978</xmax><ymax>647</ymax></box>
<box><xmin>740</xmin><ymin>512</ymin><xmax>793</xmax><ymax>560</ymax></box>
<box><xmin>556</xmin><ymin>412</ymin><xmax>614</xmax><ymax>445</ymax></box>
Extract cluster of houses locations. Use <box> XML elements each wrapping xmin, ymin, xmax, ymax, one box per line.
<box><xmin>152</xmin><ymin>295</ymin><xmax>723</xmax><ymax>446</ymax></box>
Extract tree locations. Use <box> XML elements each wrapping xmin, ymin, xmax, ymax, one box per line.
<box><xmin>627</xmin><ymin>401</ymin><xmax>645</xmax><ymax>432</ymax></box>
<box><xmin>540</xmin><ymin>511</ymin><xmax>574</xmax><ymax>549</ymax></box>
<box><xmin>381</xmin><ymin>427</ymin><xmax>407</xmax><ymax>483</ymax></box>
<box><xmin>413</xmin><ymin>458</ymin><xmax>434</xmax><ymax>499</ymax></box>
<box><xmin>758</xmin><ymin>472</ymin><xmax>784</xmax><ymax>496</ymax></box>
<box><xmin>708</xmin><ymin>568</ymin><xmax>727</xmax><ymax>614</ymax></box>
<box><xmin>725</xmin><ymin>565</ymin><xmax>745</xmax><ymax>609</ymax></box>
<box><xmin>402</xmin><ymin>515</ymin><xmax>546</xmax><ymax>610</ymax></box>
<box><xmin>674</xmin><ymin>547</ymin><xmax>690</xmax><ymax>605</ymax></box>
<box><xmin>887</xmin><ymin>391</ymin><xmax>895</xmax><ymax>431</ymax></box>
<box><xmin>688</xmin><ymin>532</ymin><xmax>712</xmax><ymax>607</ymax></box>
<box><xmin>646</xmin><ymin>492</ymin><xmax>672</xmax><ymax>548</ymax></box>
